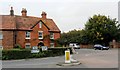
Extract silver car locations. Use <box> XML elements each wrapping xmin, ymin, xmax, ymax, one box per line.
<box><xmin>69</xmin><ymin>43</ymin><xmax>80</xmax><ymax>49</ymax></box>
<box><xmin>94</xmin><ymin>44</ymin><xmax>109</xmax><ymax>50</ymax></box>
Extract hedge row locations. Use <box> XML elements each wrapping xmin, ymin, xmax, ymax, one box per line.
<box><xmin>2</xmin><ymin>47</ymin><xmax>72</xmax><ymax>60</ymax></box>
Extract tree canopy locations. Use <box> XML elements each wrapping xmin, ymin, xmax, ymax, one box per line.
<box><xmin>57</xmin><ymin>14</ymin><xmax>120</xmax><ymax>46</ymax></box>
<box><xmin>84</xmin><ymin>14</ymin><xmax>120</xmax><ymax>46</ymax></box>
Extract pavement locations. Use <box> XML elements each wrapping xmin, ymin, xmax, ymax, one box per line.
<box><xmin>2</xmin><ymin>48</ymin><xmax>118</xmax><ymax>68</ymax></box>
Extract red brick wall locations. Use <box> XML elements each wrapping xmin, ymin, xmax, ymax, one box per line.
<box><xmin>16</xmin><ymin>31</ymin><xmax>26</xmax><ymax>48</ymax></box>
<box><xmin>0</xmin><ymin>40</ymin><xmax>2</xmax><ymax>46</ymax></box>
<box><xmin>116</xmin><ymin>42</ymin><xmax>120</xmax><ymax>48</ymax></box>
<box><xmin>80</xmin><ymin>44</ymin><xmax>93</xmax><ymax>48</ymax></box>
<box><xmin>2</xmin><ymin>22</ymin><xmax>60</xmax><ymax>49</ymax></box>
<box><xmin>54</xmin><ymin>33</ymin><xmax>60</xmax><ymax>47</ymax></box>
<box><xmin>3</xmin><ymin>31</ymin><xmax>14</xmax><ymax>49</ymax></box>
<box><xmin>54</xmin><ymin>33</ymin><xmax>60</xmax><ymax>40</ymax></box>
<box><xmin>31</xmin><ymin>22</ymin><xmax>50</xmax><ymax>47</ymax></box>
<box><xmin>110</xmin><ymin>41</ymin><xmax>120</xmax><ymax>48</ymax></box>
<box><xmin>16</xmin><ymin>21</ymin><xmax>52</xmax><ymax>48</ymax></box>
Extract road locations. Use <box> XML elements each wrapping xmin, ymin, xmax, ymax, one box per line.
<box><xmin>2</xmin><ymin>49</ymin><xmax>118</xmax><ymax>68</ymax></box>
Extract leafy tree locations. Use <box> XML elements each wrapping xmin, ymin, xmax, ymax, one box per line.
<box><xmin>84</xmin><ymin>14</ymin><xmax>120</xmax><ymax>46</ymax></box>
<box><xmin>56</xmin><ymin>14</ymin><xmax>120</xmax><ymax>47</ymax></box>
<box><xmin>56</xmin><ymin>30</ymin><xmax>81</xmax><ymax>47</ymax></box>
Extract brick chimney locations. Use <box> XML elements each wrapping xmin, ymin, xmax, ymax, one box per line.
<box><xmin>10</xmin><ymin>7</ymin><xmax>14</xmax><ymax>16</ymax></box>
<box><xmin>41</xmin><ymin>11</ymin><xmax>47</xmax><ymax>19</ymax></box>
<box><xmin>21</xmin><ymin>8</ymin><xmax>27</xmax><ymax>17</ymax></box>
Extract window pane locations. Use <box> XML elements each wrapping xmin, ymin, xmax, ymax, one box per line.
<box><xmin>26</xmin><ymin>31</ymin><xmax>30</xmax><ymax>38</ymax></box>
<box><xmin>0</xmin><ymin>34</ymin><xmax>3</xmax><ymax>40</ymax></box>
<box><xmin>50</xmin><ymin>43</ymin><xmax>54</xmax><ymax>48</ymax></box>
<box><xmin>38</xmin><ymin>31</ymin><xmax>43</xmax><ymax>39</ymax></box>
<box><xmin>25</xmin><ymin>43</ymin><xmax>30</xmax><ymax>48</ymax></box>
<box><xmin>50</xmin><ymin>32</ymin><xmax>54</xmax><ymax>39</ymax></box>
<box><xmin>25</xmin><ymin>45</ymin><xmax>30</xmax><ymax>48</ymax></box>
<box><xmin>39</xmin><ymin>22</ymin><xmax>42</xmax><ymax>28</ymax></box>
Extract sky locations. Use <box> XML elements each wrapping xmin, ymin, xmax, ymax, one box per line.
<box><xmin>0</xmin><ymin>0</ymin><xmax>119</xmax><ymax>33</ymax></box>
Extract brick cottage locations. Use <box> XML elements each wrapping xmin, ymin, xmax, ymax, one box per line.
<box><xmin>0</xmin><ymin>7</ymin><xmax>61</xmax><ymax>49</ymax></box>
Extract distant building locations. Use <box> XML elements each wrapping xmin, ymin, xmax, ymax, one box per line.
<box><xmin>0</xmin><ymin>7</ymin><xmax>61</xmax><ymax>49</ymax></box>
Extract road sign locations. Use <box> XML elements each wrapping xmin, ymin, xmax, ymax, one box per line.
<box><xmin>42</xmin><ymin>46</ymin><xmax>48</xmax><ymax>51</ymax></box>
<box><xmin>31</xmin><ymin>49</ymin><xmax>39</xmax><ymax>53</ymax></box>
<box><xmin>31</xmin><ymin>46</ymin><xmax>39</xmax><ymax>53</ymax></box>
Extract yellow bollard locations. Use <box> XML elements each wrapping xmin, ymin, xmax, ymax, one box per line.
<box><xmin>65</xmin><ymin>49</ymin><xmax>71</xmax><ymax>63</ymax></box>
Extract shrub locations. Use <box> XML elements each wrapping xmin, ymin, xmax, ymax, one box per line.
<box><xmin>2</xmin><ymin>49</ymin><xmax>31</xmax><ymax>60</ymax></box>
<box><xmin>14</xmin><ymin>44</ymin><xmax>22</xmax><ymax>49</ymax></box>
<box><xmin>2</xmin><ymin>47</ymin><xmax>72</xmax><ymax>60</ymax></box>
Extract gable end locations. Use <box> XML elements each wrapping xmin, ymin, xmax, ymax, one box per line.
<box><xmin>30</xmin><ymin>20</ymin><xmax>50</xmax><ymax>30</ymax></box>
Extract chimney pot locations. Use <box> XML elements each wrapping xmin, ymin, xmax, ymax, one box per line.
<box><xmin>10</xmin><ymin>7</ymin><xmax>14</xmax><ymax>16</ymax></box>
<box><xmin>21</xmin><ymin>8</ymin><xmax>27</xmax><ymax>17</ymax></box>
<box><xmin>41</xmin><ymin>11</ymin><xmax>47</xmax><ymax>19</ymax></box>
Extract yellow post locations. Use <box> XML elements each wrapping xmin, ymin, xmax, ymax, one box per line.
<box><xmin>65</xmin><ymin>49</ymin><xmax>71</xmax><ymax>63</ymax></box>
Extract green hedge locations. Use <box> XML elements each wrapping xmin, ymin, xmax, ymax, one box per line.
<box><xmin>2</xmin><ymin>47</ymin><xmax>72</xmax><ymax>60</ymax></box>
<box><xmin>2</xmin><ymin>49</ymin><xmax>31</xmax><ymax>60</ymax></box>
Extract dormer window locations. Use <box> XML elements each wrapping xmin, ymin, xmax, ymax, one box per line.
<box><xmin>39</xmin><ymin>21</ymin><xmax>42</xmax><ymax>28</ymax></box>
<box><xmin>25</xmin><ymin>31</ymin><xmax>30</xmax><ymax>39</ymax></box>
<box><xmin>50</xmin><ymin>32</ymin><xmax>54</xmax><ymax>39</ymax></box>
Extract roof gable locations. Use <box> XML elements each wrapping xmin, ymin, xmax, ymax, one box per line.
<box><xmin>31</xmin><ymin>20</ymin><xmax>50</xmax><ymax>30</ymax></box>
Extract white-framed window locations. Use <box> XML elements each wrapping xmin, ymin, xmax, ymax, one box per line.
<box><xmin>39</xmin><ymin>21</ymin><xmax>42</xmax><ymax>28</ymax></box>
<box><xmin>50</xmin><ymin>32</ymin><xmax>54</xmax><ymax>39</ymax></box>
<box><xmin>25</xmin><ymin>43</ymin><xmax>31</xmax><ymax>48</ymax></box>
<box><xmin>0</xmin><ymin>31</ymin><xmax>3</xmax><ymax>40</ymax></box>
<box><xmin>50</xmin><ymin>43</ymin><xmax>54</xmax><ymax>48</ymax></box>
<box><xmin>38</xmin><ymin>31</ymin><xmax>43</xmax><ymax>39</ymax></box>
<box><xmin>25</xmin><ymin>31</ymin><xmax>30</xmax><ymax>39</ymax></box>
<box><xmin>0</xmin><ymin>34</ymin><xmax>3</xmax><ymax>40</ymax></box>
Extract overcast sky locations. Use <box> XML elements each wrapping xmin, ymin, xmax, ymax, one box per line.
<box><xmin>0</xmin><ymin>0</ymin><xmax>119</xmax><ymax>32</ymax></box>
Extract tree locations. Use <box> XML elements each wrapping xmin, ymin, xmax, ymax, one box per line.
<box><xmin>56</xmin><ymin>30</ymin><xmax>82</xmax><ymax>46</ymax></box>
<box><xmin>56</xmin><ymin>32</ymin><xmax>68</xmax><ymax>47</ymax></box>
<box><xmin>84</xmin><ymin>14</ymin><xmax>120</xmax><ymax>46</ymax></box>
<box><xmin>56</xmin><ymin>14</ymin><xmax>120</xmax><ymax>46</ymax></box>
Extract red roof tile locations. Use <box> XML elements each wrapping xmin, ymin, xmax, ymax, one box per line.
<box><xmin>16</xmin><ymin>16</ymin><xmax>40</xmax><ymax>30</ymax></box>
<box><xmin>45</xmin><ymin>19</ymin><xmax>60</xmax><ymax>32</ymax></box>
<box><xmin>0</xmin><ymin>15</ymin><xmax>16</xmax><ymax>30</ymax></box>
<box><xmin>0</xmin><ymin>15</ymin><xmax>60</xmax><ymax>32</ymax></box>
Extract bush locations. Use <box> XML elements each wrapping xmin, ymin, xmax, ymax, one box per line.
<box><xmin>14</xmin><ymin>44</ymin><xmax>22</xmax><ymax>49</ymax></box>
<box><xmin>2</xmin><ymin>49</ymin><xmax>31</xmax><ymax>60</ymax></box>
<box><xmin>2</xmin><ymin>47</ymin><xmax>72</xmax><ymax>60</ymax></box>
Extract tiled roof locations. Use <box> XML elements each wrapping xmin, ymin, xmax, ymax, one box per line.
<box><xmin>0</xmin><ymin>15</ymin><xmax>16</xmax><ymax>30</ymax></box>
<box><xmin>0</xmin><ymin>15</ymin><xmax>60</xmax><ymax>32</ymax></box>
<box><xmin>42</xmin><ymin>19</ymin><xmax>60</xmax><ymax>32</ymax></box>
<box><xmin>16</xmin><ymin>16</ymin><xmax>40</xmax><ymax>30</ymax></box>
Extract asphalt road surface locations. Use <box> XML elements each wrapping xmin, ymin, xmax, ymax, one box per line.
<box><xmin>2</xmin><ymin>49</ymin><xmax>118</xmax><ymax>68</ymax></box>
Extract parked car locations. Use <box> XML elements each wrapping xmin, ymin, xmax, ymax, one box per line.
<box><xmin>94</xmin><ymin>44</ymin><xmax>109</xmax><ymax>50</ymax></box>
<box><xmin>69</xmin><ymin>43</ymin><xmax>80</xmax><ymax>49</ymax></box>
